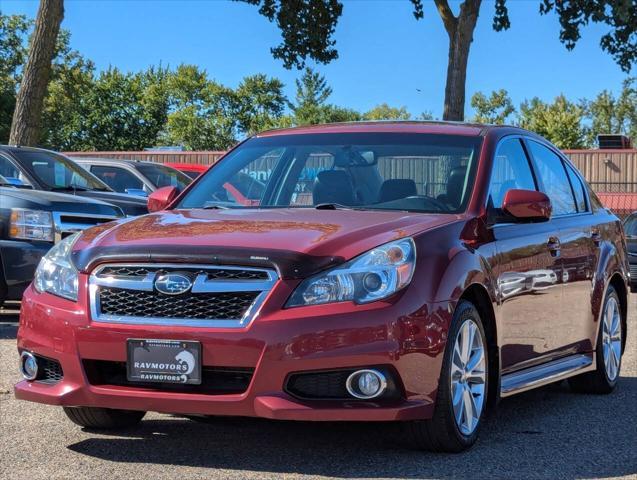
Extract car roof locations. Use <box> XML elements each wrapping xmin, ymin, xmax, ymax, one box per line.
<box><xmin>254</xmin><ymin>121</ymin><xmax>526</xmax><ymax>138</ymax></box>
<box><xmin>0</xmin><ymin>145</ymin><xmax>58</xmax><ymax>153</ymax></box>
<box><xmin>72</xmin><ymin>157</ymin><xmax>159</xmax><ymax>167</ymax></box>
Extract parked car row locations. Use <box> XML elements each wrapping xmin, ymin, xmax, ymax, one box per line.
<box><xmin>0</xmin><ymin>146</ymin><xmax>201</xmax><ymax>307</ymax></box>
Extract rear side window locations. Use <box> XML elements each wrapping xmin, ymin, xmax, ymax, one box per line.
<box><xmin>91</xmin><ymin>165</ymin><xmax>144</xmax><ymax>193</ymax></box>
<box><xmin>527</xmin><ymin>141</ymin><xmax>577</xmax><ymax>216</ymax></box>
<box><xmin>487</xmin><ymin>138</ymin><xmax>536</xmax><ymax>209</ymax></box>
<box><xmin>564</xmin><ymin>162</ymin><xmax>588</xmax><ymax>213</ymax></box>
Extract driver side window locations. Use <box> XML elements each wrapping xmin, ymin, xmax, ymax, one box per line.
<box><xmin>488</xmin><ymin>138</ymin><xmax>536</xmax><ymax>209</ymax></box>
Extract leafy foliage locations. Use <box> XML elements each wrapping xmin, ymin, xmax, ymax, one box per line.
<box><xmin>582</xmin><ymin>77</ymin><xmax>637</xmax><ymax>144</ymax></box>
<box><xmin>236</xmin><ymin>0</ymin><xmax>343</xmax><ymax>69</ymax></box>
<box><xmin>539</xmin><ymin>0</ymin><xmax>637</xmax><ymax>73</ymax></box>
<box><xmin>470</xmin><ymin>89</ymin><xmax>515</xmax><ymax>125</ymax></box>
<box><xmin>234</xmin><ymin>74</ymin><xmax>287</xmax><ymax>135</ymax></box>
<box><xmin>363</xmin><ymin>103</ymin><xmax>411</xmax><ymax>121</ymax></box>
<box><xmin>519</xmin><ymin>95</ymin><xmax>589</xmax><ymax>149</ymax></box>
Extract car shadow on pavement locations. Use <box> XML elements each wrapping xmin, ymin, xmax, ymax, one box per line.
<box><xmin>67</xmin><ymin>378</ymin><xmax>637</xmax><ymax>479</ymax></box>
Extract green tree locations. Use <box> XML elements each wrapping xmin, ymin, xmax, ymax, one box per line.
<box><xmin>234</xmin><ymin>73</ymin><xmax>287</xmax><ymax>136</ymax></box>
<box><xmin>162</xmin><ymin>64</ymin><xmax>236</xmax><ymax>150</ymax></box>
<box><xmin>470</xmin><ymin>89</ymin><xmax>515</xmax><ymax>124</ymax></box>
<box><xmin>584</xmin><ymin>77</ymin><xmax>637</xmax><ymax>144</ymax></box>
<box><xmin>363</xmin><ymin>103</ymin><xmax>411</xmax><ymax>121</ymax></box>
<box><xmin>518</xmin><ymin>95</ymin><xmax>588</xmax><ymax>149</ymax></box>
<box><xmin>289</xmin><ymin>67</ymin><xmax>361</xmax><ymax>125</ymax></box>
<box><xmin>242</xmin><ymin>0</ymin><xmax>637</xmax><ymax>121</ymax></box>
<box><xmin>48</xmin><ymin>67</ymin><xmax>170</xmax><ymax>151</ymax></box>
<box><xmin>290</xmin><ymin>67</ymin><xmax>332</xmax><ymax>125</ymax></box>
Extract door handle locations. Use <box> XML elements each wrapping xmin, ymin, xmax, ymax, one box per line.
<box><xmin>547</xmin><ymin>237</ymin><xmax>561</xmax><ymax>257</ymax></box>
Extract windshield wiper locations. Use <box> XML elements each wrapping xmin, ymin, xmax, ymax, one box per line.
<box><xmin>51</xmin><ymin>185</ymin><xmax>89</xmax><ymax>192</ymax></box>
<box><xmin>314</xmin><ymin>203</ymin><xmax>353</xmax><ymax>210</ymax></box>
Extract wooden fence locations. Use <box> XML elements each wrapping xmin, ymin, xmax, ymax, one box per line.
<box><xmin>564</xmin><ymin>149</ymin><xmax>637</xmax><ymax>193</ymax></box>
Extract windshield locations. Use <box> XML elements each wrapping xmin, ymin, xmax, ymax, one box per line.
<box><xmin>625</xmin><ymin>214</ymin><xmax>637</xmax><ymax>237</ymax></box>
<box><xmin>11</xmin><ymin>150</ymin><xmax>111</xmax><ymax>191</ymax></box>
<box><xmin>178</xmin><ymin>133</ymin><xmax>482</xmax><ymax>213</ymax></box>
<box><xmin>137</xmin><ymin>163</ymin><xmax>191</xmax><ymax>190</ymax></box>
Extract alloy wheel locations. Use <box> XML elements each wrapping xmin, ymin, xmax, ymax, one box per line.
<box><xmin>602</xmin><ymin>296</ymin><xmax>622</xmax><ymax>381</ymax></box>
<box><xmin>450</xmin><ymin>319</ymin><xmax>486</xmax><ymax>436</ymax></box>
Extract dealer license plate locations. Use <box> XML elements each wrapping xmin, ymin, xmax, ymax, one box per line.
<box><xmin>127</xmin><ymin>339</ymin><xmax>201</xmax><ymax>385</ymax></box>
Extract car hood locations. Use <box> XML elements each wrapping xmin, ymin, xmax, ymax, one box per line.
<box><xmin>72</xmin><ymin>190</ymin><xmax>148</xmax><ymax>216</ymax></box>
<box><xmin>0</xmin><ymin>186</ymin><xmax>124</xmax><ymax>216</ymax></box>
<box><xmin>72</xmin><ymin>208</ymin><xmax>461</xmax><ymax>278</ymax></box>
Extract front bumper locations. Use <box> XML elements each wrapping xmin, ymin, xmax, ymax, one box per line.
<box><xmin>0</xmin><ymin>239</ymin><xmax>51</xmax><ymax>301</ymax></box>
<box><xmin>15</xmin><ymin>283</ymin><xmax>451</xmax><ymax>422</ymax></box>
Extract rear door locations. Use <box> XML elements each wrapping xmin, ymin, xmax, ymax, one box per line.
<box><xmin>525</xmin><ymin>140</ymin><xmax>596</xmax><ymax>355</ymax></box>
<box><xmin>488</xmin><ymin>137</ymin><xmax>563</xmax><ymax>373</ymax></box>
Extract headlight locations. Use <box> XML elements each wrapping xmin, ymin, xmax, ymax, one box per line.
<box><xmin>33</xmin><ymin>233</ymin><xmax>80</xmax><ymax>301</ymax></box>
<box><xmin>286</xmin><ymin>238</ymin><xmax>416</xmax><ymax>307</ymax></box>
<box><xmin>9</xmin><ymin>209</ymin><xmax>54</xmax><ymax>241</ymax></box>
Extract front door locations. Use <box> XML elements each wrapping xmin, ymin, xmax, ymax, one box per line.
<box><xmin>487</xmin><ymin>137</ymin><xmax>563</xmax><ymax>373</ymax></box>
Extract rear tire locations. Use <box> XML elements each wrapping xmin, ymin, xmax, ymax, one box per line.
<box><xmin>569</xmin><ymin>286</ymin><xmax>623</xmax><ymax>394</ymax></box>
<box><xmin>63</xmin><ymin>406</ymin><xmax>145</xmax><ymax>429</ymax></box>
<box><xmin>401</xmin><ymin>300</ymin><xmax>488</xmax><ymax>452</ymax></box>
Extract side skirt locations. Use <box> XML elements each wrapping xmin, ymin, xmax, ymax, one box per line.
<box><xmin>500</xmin><ymin>353</ymin><xmax>595</xmax><ymax>397</ymax></box>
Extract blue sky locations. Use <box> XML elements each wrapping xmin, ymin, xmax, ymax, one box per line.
<box><xmin>1</xmin><ymin>0</ymin><xmax>633</xmax><ymax>119</ymax></box>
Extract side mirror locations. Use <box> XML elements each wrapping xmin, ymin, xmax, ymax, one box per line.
<box><xmin>147</xmin><ymin>186</ymin><xmax>179</xmax><ymax>213</ymax></box>
<box><xmin>502</xmin><ymin>189</ymin><xmax>552</xmax><ymax>222</ymax></box>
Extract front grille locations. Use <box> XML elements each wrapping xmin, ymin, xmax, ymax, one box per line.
<box><xmin>83</xmin><ymin>360</ymin><xmax>253</xmax><ymax>394</ymax></box>
<box><xmin>53</xmin><ymin>212</ymin><xmax>119</xmax><ymax>243</ymax></box>
<box><xmin>99</xmin><ymin>265</ymin><xmax>270</xmax><ymax>281</ymax></box>
<box><xmin>99</xmin><ymin>288</ymin><xmax>259</xmax><ymax>320</ymax></box>
<box><xmin>35</xmin><ymin>356</ymin><xmax>63</xmax><ymax>384</ymax></box>
<box><xmin>630</xmin><ymin>263</ymin><xmax>637</xmax><ymax>279</ymax></box>
<box><xmin>89</xmin><ymin>263</ymin><xmax>278</xmax><ymax>327</ymax></box>
<box><xmin>286</xmin><ymin>370</ymin><xmax>351</xmax><ymax>399</ymax></box>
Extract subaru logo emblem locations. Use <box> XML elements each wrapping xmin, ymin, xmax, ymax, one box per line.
<box><xmin>154</xmin><ymin>273</ymin><xmax>192</xmax><ymax>295</ymax></box>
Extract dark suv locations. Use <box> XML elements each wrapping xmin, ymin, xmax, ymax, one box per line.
<box><xmin>0</xmin><ymin>175</ymin><xmax>123</xmax><ymax>307</ymax></box>
<box><xmin>0</xmin><ymin>146</ymin><xmax>148</xmax><ymax>216</ymax></box>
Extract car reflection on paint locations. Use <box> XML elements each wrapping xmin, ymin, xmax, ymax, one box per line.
<box><xmin>527</xmin><ymin>269</ymin><xmax>559</xmax><ymax>291</ymax></box>
<box><xmin>498</xmin><ymin>269</ymin><xmax>559</xmax><ymax>299</ymax></box>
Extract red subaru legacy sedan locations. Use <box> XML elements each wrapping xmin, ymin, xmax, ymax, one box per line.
<box><xmin>16</xmin><ymin>122</ymin><xmax>630</xmax><ymax>452</ymax></box>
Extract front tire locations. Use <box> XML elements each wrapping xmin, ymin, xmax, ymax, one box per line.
<box><xmin>63</xmin><ymin>406</ymin><xmax>145</xmax><ymax>429</ymax></box>
<box><xmin>402</xmin><ymin>300</ymin><xmax>488</xmax><ymax>452</ymax></box>
<box><xmin>569</xmin><ymin>286</ymin><xmax>623</xmax><ymax>394</ymax></box>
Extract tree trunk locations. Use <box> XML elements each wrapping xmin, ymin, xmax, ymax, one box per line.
<box><xmin>440</xmin><ymin>0</ymin><xmax>481</xmax><ymax>121</ymax></box>
<box><xmin>9</xmin><ymin>0</ymin><xmax>64</xmax><ymax>146</ymax></box>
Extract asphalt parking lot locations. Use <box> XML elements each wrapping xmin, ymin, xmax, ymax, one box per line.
<box><xmin>1</xmin><ymin>297</ymin><xmax>636</xmax><ymax>480</ymax></box>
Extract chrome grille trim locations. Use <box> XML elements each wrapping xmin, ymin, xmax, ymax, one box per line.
<box><xmin>52</xmin><ymin>212</ymin><xmax>119</xmax><ymax>243</ymax></box>
<box><xmin>89</xmin><ymin>263</ymin><xmax>278</xmax><ymax>328</ymax></box>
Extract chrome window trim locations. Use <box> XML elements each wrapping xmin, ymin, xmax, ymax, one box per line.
<box><xmin>89</xmin><ymin>263</ymin><xmax>278</xmax><ymax>328</ymax></box>
<box><xmin>52</xmin><ymin>212</ymin><xmax>119</xmax><ymax>243</ymax></box>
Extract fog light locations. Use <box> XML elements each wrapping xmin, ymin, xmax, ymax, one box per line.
<box><xmin>346</xmin><ymin>369</ymin><xmax>387</xmax><ymax>399</ymax></box>
<box><xmin>20</xmin><ymin>351</ymin><xmax>38</xmax><ymax>381</ymax></box>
